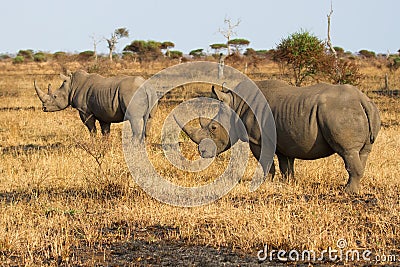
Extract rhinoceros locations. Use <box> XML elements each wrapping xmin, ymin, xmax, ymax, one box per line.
<box><xmin>34</xmin><ymin>70</ymin><xmax>157</xmax><ymax>140</ymax></box>
<box><xmin>176</xmin><ymin>80</ymin><xmax>381</xmax><ymax>194</ymax></box>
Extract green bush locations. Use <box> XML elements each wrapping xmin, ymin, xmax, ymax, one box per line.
<box><xmin>123</xmin><ymin>40</ymin><xmax>163</xmax><ymax>61</ymax></box>
<box><xmin>13</xmin><ymin>56</ymin><xmax>24</xmax><ymax>64</ymax></box>
<box><xmin>358</xmin><ymin>49</ymin><xmax>376</xmax><ymax>58</ymax></box>
<box><xmin>53</xmin><ymin>51</ymin><xmax>67</xmax><ymax>59</ymax></box>
<box><xmin>387</xmin><ymin>55</ymin><xmax>400</xmax><ymax>72</ymax></box>
<box><xmin>33</xmin><ymin>52</ymin><xmax>47</xmax><ymax>62</ymax></box>
<box><xmin>168</xmin><ymin>50</ymin><xmax>183</xmax><ymax>59</ymax></box>
<box><xmin>17</xmin><ymin>49</ymin><xmax>34</xmax><ymax>61</ymax></box>
<box><xmin>78</xmin><ymin>50</ymin><xmax>95</xmax><ymax>61</ymax></box>
<box><xmin>274</xmin><ymin>30</ymin><xmax>326</xmax><ymax>86</ymax></box>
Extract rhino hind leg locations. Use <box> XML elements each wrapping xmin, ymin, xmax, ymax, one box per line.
<box><xmin>128</xmin><ymin>116</ymin><xmax>145</xmax><ymax>142</ymax></box>
<box><xmin>359</xmin><ymin>144</ymin><xmax>372</xmax><ymax>171</ymax></box>
<box><xmin>277</xmin><ymin>154</ymin><xmax>295</xmax><ymax>183</ymax></box>
<box><xmin>342</xmin><ymin>150</ymin><xmax>365</xmax><ymax>194</ymax></box>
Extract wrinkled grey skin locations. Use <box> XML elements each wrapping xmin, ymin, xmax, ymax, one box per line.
<box><xmin>177</xmin><ymin>80</ymin><xmax>381</xmax><ymax>194</ymax></box>
<box><xmin>34</xmin><ymin>70</ymin><xmax>157</xmax><ymax>140</ymax></box>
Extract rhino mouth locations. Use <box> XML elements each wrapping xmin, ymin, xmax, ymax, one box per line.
<box><xmin>198</xmin><ymin>138</ymin><xmax>217</xmax><ymax>158</ymax></box>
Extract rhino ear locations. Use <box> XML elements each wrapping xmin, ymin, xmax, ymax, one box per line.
<box><xmin>212</xmin><ymin>85</ymin><xmax>231</xmax><ymax>105</ymax></box>
<box><xmin>60</xmin><ymin>73</ymin><xmax>68</xmax><ymax>81</ymax></box>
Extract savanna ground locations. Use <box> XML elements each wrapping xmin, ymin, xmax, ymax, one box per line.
<box><xmin>0</xmin><ymin>58</ymin><xmax>399</xmax><ymax>266</ymax></box>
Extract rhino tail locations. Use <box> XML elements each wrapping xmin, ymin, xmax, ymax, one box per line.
<box><xmin>360</xmin><ymin>97</ymin><xmax>381</xmax><ymax>144</ymax></box>
<box><xmin>144</xmin><ymin>86</ymin><xmax>158</xmax><ymax>137</ymax></box>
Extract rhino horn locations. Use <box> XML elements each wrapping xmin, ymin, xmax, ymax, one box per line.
<box><xmin>199</xmin><ymin>117</ymin><xmax>211</xmax><ymax>128</ymax></box>
<box><xmin>173</xmin><ymin>115</ymin><xmax>203</xmax><ymax>144</ymax></box>
<box><xmin>34</xmin><ymin>80</ymin><xmax>47</xmax><ymax>102</ymax></box>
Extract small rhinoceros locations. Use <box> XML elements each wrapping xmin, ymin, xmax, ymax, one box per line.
<box><xmin>34</xmin><ymin>70</ymin><xmax>157</xmax><ymax>140</ymax></box>
<box><xmin>176</xmin><ymin>80</ymin><xmax>381</xmax><ymax>194</ymax></box>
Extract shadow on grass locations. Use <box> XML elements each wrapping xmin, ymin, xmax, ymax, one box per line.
<box><xmin>1</xmin><ymin>142</ymin><xmax>63</xmax><ymax>155</ymax></box>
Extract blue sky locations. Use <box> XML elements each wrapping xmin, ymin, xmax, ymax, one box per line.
<box><xmin>1</xmin><ymin>0</ymin><xmax>398</xmax><ymax>55</ymax></box>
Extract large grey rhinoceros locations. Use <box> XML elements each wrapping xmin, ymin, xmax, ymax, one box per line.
<box><xmin>176</xmin><ymin>80</ymin><xmax>381</xmax><ymax>194</ymax></box>
<box><xmin>34</xmin><ymin>70</ymin><xmax>157</xmax><ymax>140</ymax></box>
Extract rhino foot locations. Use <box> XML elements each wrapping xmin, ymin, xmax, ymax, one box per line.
<box><xmin>344</xmin><ymin>183</ymin><xmax>360</xmax><ymax>195</ymax></box>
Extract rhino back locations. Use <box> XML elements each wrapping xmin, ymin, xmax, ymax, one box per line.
<box><xmin>72</xmin><ymin>74</ymin><xmax>144</xmax><ymax>123</ymax></box>
<box><xmin>250</xmin><ymin>82</ymin><xmax>374</xmax><ymax>159</ymax></box>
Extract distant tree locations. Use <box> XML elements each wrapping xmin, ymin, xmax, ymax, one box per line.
<box><xmin>333</xmin><ymin>46</ymin><xmax>345</xmax><ymax>57</ymax></box>
<box><xmin>274</xmin><ymin>30</ymin><xmax>326</xmax><ymax>86</ymax></box>
<box><xmin>218</xmin><ymin>16</ymin><xmax>241</xmax><ymax>55</ymax></box>
<box><xmin>210</xmin><ymin>43</ymin><xmax>227</xmax><ymax>55</ymax></box>
<box><xmin>123</xmin><ymin>40</ymin><xmax>163</xmax><ymax>61</ymax></box>
<box><xmin>228</xmin><ymin>38</ymin><xmax>250</xmax><ymax>54</ymax></box>
<box><xmin>161</xmin><ymin>41</ymin><xmax>175</xmax><ymax>57</ymax></box>
<box><xmin>189</xmin><ymin>48</ymin><xmax>205</xmax><ymax>58</ymax></box>
<box><xmin>168</xmin><ymin>50</ymin><xmax>183</xmax><ymax>59</ymax></box>
<box><xmin>33</xmin><ymin>52</ymin><xmax>47</xmax><ymax>62</ymax></box>
<box><xmin>13</xmin><ymin>56</ymin><xmax>24</xmax><ymax>64</ymax></box>
<box><xmin>358</xmin><ymin>49</ymin><xmax>376</xmax><ymax>59</ymax></box>
<box><xmin>78</xmin><ymin>51</ymin><xmax>95</xmax><ymax>61</ymax></box>
<box><xmin>90</xmin><ymin>34</ymin><xmax>102</xmax><ymax>61</ymax></box>
<box><xmin>387</xmin><ymin>55</ymin><xmax>400</xmax><ymax>72</ymax></box>
<box><xmin>17</xmin><ymin>50</ymin><xmax>34</xmax><ymax>61</ymax></box>
<box><xmin>106</xmin><ymin>27</ymin><xmax>129</xmax><ymax>61</ymax></box>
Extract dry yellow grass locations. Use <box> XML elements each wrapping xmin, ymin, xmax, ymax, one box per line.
<box><xmin>0</xmin><ymin>60</ymin><xmax>399</xmax><ymax>265</ymax></box>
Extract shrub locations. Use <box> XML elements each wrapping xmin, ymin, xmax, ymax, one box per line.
<box><xmin>333</xmin><ymin>46</ymin><xmax>345</xmax><ymax>57</ymax></box>
<box><xmin>387</xmin><ymin>55</ymin><xmax>400</xmax><ymax>72</ymax></box>
<box><xmin>17</xmin><ymin>49</ymin><xmax>34</xmax><ymax>61</ymax></box>
<box><xmin>320</xmin><ymin>56</ymin><xmax>362</xmax><ymax>85</ymax></box>
<box><xmin>358</xmin><ymin>49</ymin><xmax>376</xmax><ymax>58</ymax></box>
<box><xmin>13</xmin><ymin>55</ymin><xmax>24</xmax><ymax>64</ymax></box>
<box><xmin>168</xmin><ymin>50</ymin><xmax>183</xmax><ymax>59</ymax></box>
<box><xmin>53</xmin><ymin>51</ymin><xmax>67</xmax><ymax>59</ymax></box>
<box><xmin>78</xmin><ymin>50</ymin><xmax>95</xmax><ymax>61</ymax></box>
<box><xmin>33</xmin><ymin>52</ymin><xmax>47</xmax><ymax>62</ymax></box>
<box><xmin>0</xmin><ymin>54</ymin><xmax>11</xmax><ymax>61</ymax></box>
<box><xmin>123</xmin><ymin>40</ymin><xmax>163</xmax><ymax>61</ymax></box>
<box><xmin>274</xmin><ymin>30</ymin><xmax>326</xmax><ymax>86</ymax></box>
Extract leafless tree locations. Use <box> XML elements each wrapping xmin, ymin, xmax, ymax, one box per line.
<box><xmin>218</xmin><ymin>16</ymin><xmax>241</xmax><ymax>55</ymax></box>
<box><xmin>327</xmin><ymin>1</ymin><xmax>340</xmax><ymax>81</ymax></box>
<box><xmin>326</xmin><ymin>1</ymin><xmax>337</xmax><ymax>58</ymax></box>
<box><xmin>90</xmin><ymin>34</ymin><xmax>102</xmax><ymax>61</ymax></box>
<box><xmin>106</xmin><ymin>28</ymin><xmax>129</xmax><ymax>62</ymax></box>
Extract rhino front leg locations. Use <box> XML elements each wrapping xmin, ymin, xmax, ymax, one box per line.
<box><xmin>99</xmin><ymin>121</ymin><xmax>111</xmax><ymax>136</ymax></box>
<box><xmin>342</xmin><ymin>150</ymin><xmax>365</xmax><ymax>194</ymax></box>
<box><xmin>79</xmin><ymin>111</ymin><xmax>97</xmax><ymax>136</ymax></box>
<box><xmin>277</xmin><ymin>153</ymin><xmax>295</xmax><ymax>183</ymax></box>
<box><xmin>249</xmin><ymin>142</ymin><xmax>275</xmax><ymax>180</ymax></box>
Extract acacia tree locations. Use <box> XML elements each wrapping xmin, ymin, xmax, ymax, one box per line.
<box><xmin>210</xmin><ymin>43</ymin><xmax>227</xmax><ymax>55</ymax></box>
<box><xmin>123</xmin><ymin>40</ymin><xmax>163</xmax><ymax>61</ymax></box>
<box><xmin>161</xmin><ymin>41</ymin><xmax>175</xmax><ymax>57</ymax></box>
<box><xmin>228</xmin><ymin>38</ymin><xmax>250</xmax><ymax>54</ymax></box>
<box><xmin>274</xmin><ymin>30</ymin><xmax>325</xmax><ymax>86</ymax></box>
<box><xmin>106</xmin><ymin>27</ymin><xmax>129</xmax><ymax>61</ymax></box>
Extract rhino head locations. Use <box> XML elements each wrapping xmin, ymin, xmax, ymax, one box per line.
<box><xmin>34</xmin><ymin>73</ymin><xmax>72</xmax><ymax>112</ymax></box>
<box><xmin>174</xmin><ymin>86</ymin><xmax>246</xmax><ymax>158</ymax></box>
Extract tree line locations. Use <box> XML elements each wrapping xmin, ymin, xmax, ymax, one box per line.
<box><xmin>2</xmin><ymin>26</ymin><xmax>400</xmax><ymax>87</ymax></box>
